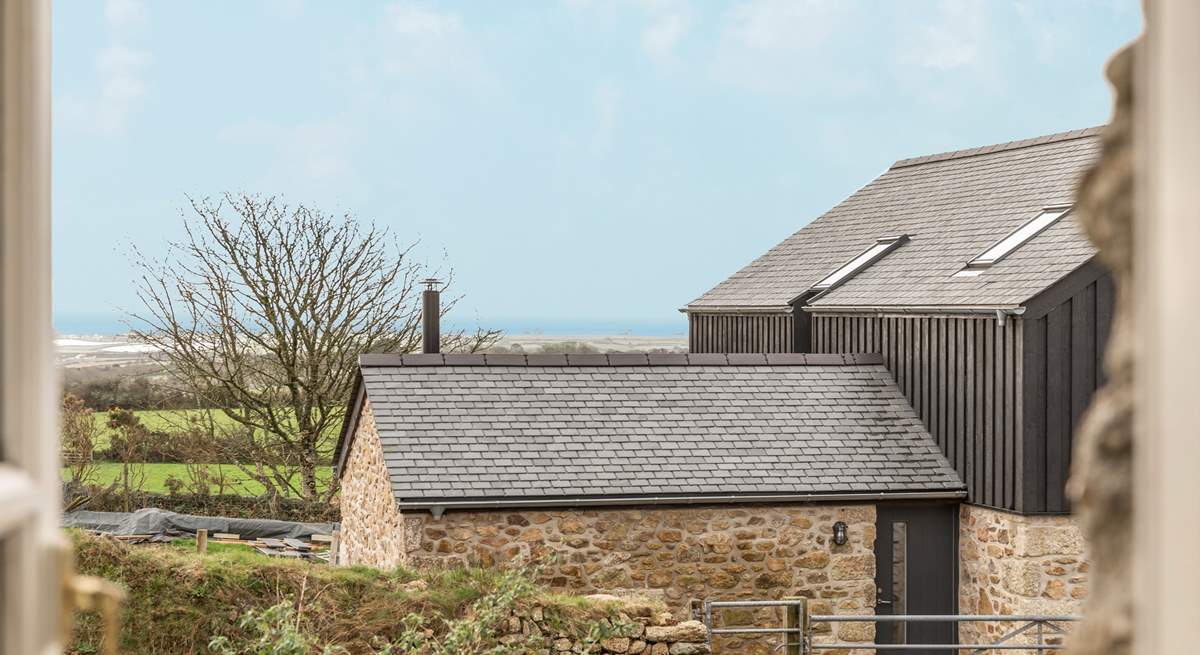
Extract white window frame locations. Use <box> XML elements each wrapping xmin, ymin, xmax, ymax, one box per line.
<box><xmin>809</xmin><ymin>234</ymin><xmax>909</xmax><ymax>294</ymax></box>
<box><xmin>964</xmin><ymin>205</ymin><xmax>1072</xmax><ymax>269</ymax></box>
<box><xmin>1</xmin><ymin>1</ymin><xmax>60</xmax><ymax>653</ymax></box>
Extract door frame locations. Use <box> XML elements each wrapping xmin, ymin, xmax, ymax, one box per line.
<box><xmin>0</xmin><ymin>1</ymin><xmax>60</xmax><ymax>653</ymax></box>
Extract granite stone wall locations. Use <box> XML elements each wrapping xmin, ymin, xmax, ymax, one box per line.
<box><xmin>337</xmin><ymin>400</ymin><xmax>406</xmax><ymax>568</ymax></box>
<box><xmin>958</xmin><ymin>504</ymin><xmax>1089</xmax><ymax>651</ymax></box>
<box><xmin>402</xmin><ymin>504</ymin><xmax>878</xmax><ymax>654</ymax></box>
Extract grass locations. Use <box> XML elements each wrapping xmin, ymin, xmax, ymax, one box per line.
<box><xmin>67</xmin><ymin>530</ymin><xmax>653</xmax><ymax>655</ymax></box>
<box><xmin>88</xmin><ymin>408</ymin><xmax>340</xmax><ymax>451</ymax></box>
<box><xmin>66</xmin><ymin>462</ymin><xmax>335</xmax><ymax>497</ymax></box>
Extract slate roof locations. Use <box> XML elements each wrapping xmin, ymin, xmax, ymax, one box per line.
<box><xmin>688</xmin><ymin>127</ymin><xmax>1104</xmax><ymax>311</ymax></box>
<box><xmin>335</xmin><ymin>353</ymin><xmax>964</xmax><ymax>507</ymax></box>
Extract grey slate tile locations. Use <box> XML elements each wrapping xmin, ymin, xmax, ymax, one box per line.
<box><xmin>353</xmin><ymin>362</ymin><xmax>963</xmax><ymax>503</ymax></box>
<box><xmin>687</xmin><ymin>127</ymin><xmax>1103</xmax><ymax>310</ymax></box>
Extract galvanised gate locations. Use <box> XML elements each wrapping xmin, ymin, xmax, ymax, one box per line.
<box><xmin>703</xmin><ymin>598</ymin><xmax>1078</xmax><ymax>654</ymax></box>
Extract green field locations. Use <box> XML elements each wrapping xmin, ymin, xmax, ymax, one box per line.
<box><xmin>88</xmin><ymin>408</ymin><xmax>339</xmax><ymax>452</ymax></box>
<box><xmin>66</xmin><ymin>462</ymin><xmax>335</xmax><ymax>497</ymax></box>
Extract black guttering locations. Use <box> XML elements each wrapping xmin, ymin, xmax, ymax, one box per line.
<box><xmin>396</xmin><ymin>490</ymin><xmax>967</xmax><ymax>513</ymax></box>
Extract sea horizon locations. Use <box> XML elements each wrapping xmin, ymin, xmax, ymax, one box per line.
<box><xmin>53</xmin><ymin>312</ymin><xmax>688</xmax><ymax>339</ymax></box>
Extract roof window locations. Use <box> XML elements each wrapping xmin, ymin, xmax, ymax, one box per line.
<box><xmin>963</xmin><ymin>205</ymin><xmax>1071</xmax><ymax>270</ymax></box>
<box><xmin>810</xmin><ymin>235</ymin><xmax>909</xmax><ymax>293</ymax></box>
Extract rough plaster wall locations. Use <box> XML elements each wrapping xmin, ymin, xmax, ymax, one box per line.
<box><xmin>1067</xmin><ymin>40</ymin><xmax>1136</xmax><ymax>655</ymax></box>
<box><xmin>337</xmin><ymin>400</ymin><xmax>405</xmax><ymax>569</ymax></box>
<box><xmin>959</xmin><ymin>505</ymin><xmax>1089</xmax><ymax>649</ymax></box>
<box><xmin>402</xmin><ymin>504</ymin><xmax>878</xmax><ymax>655</ymax></box>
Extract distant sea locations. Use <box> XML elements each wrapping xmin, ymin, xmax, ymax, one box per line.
<box><xmin>54</xmin><ymin>312</ymin><xmax>687</xmax><ymax>338</ymax></box>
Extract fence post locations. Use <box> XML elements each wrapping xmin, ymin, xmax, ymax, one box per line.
<box><xmin>196</xmin><ymin>529</ymin><xmax>208</xmax><ymax>555</ymax></box>
<box><xmin>330</xmin><ymin>528</ymin><xmax>341</xmax><ymax>565</ymax></box>
<box><xmin>784</xmin><ymin>597</ymin><xmax>807</xmax><ymax>655</ymax></box>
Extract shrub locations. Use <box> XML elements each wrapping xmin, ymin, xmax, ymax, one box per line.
<box><xmin>68</xmin><ymin>531</ymin><xmax>644</xmax><ymax>655</ymax></box>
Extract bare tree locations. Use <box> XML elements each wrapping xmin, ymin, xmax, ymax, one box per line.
<box><xmin>60</xmin><ymin>393</ymin><xmax>100</xmax><ymax>485</ymax></box>
<box><xmin>129</xmin><ymin>193</ymin><xmax>499</xmax><ymax>502</ymax></box>
<box><xmin>106</xmin><ymin>407</ymin><xmax>149</xmax><ymax>512</ymax></box>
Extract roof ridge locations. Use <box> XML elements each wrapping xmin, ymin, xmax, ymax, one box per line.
<box><xmin>889</xmin><ymin>126</ymin><xmax>1105</xmax><ymax>170</ymax></box>
<box><xmin>358</xmin><ymin>352</ymin><xmax>884</xmax><ymax>367</ymax></box>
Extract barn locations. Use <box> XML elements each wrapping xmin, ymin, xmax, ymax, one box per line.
<box><xmin>334</xmin><ymin>127</ymin><xmax>1103</xmax><ymax>649</ymax></box>
<box><xmin>684</xmin><ymin>126</ymin><xmax>1106</xmax><ymax>640</ymax></box>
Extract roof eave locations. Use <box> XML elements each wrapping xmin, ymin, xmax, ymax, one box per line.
<box><xmin>681</xmin><ymin>304</ymin><xmax>794</xmax><ymax>315</ymax></box>
<box><xmin>803</xmin><ymin>304</ymin><xmax>1026</xmax><ymax>316</ymax></box>
<box><xmin>392</xmin><ymin>489</ymin><xmax>967</xmax><ymax>512</ymax></box>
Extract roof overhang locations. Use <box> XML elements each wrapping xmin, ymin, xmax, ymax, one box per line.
<box><xmin>395</xmin><ymin>489</ymin><xmax>967</xmax><ymax>513</ymax></box>
<box><xmin>803</xmin><ymin>304</ymin><xmax>1026</xmax><ymax>317</ymax></box>
<box><xmin>680</xmin><ymin>305</ymin><xmax>794</xmax><ymax>315</ymax></box>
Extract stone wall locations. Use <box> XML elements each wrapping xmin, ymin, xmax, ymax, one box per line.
<box><xmin>402</xmin><ymin>504</ymin><xmax>878</xmax><ymax>654</ymax></box>
<box><xmin>498</xmin><ymin>604</ymin><xmax>712</xmax><ymax>655</ymax></box>
<box><xmin>337</xmin><ymin>400</ymin><xmax>406</xmax><ymax>568</ymax></box>
<box><xmin>958</xmin><ymin>504</ymin><xmax>1089</xmax><ymax>651</ymax></box>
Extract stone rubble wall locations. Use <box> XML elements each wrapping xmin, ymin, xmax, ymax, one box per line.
<box><xmin>958</xmin><ymin>504</ymin><xmax>1089</xmax><ymax>652</ymax></box>
<box><xmin>336</xmin><ymin>400</ymin><xmax>406</xmax><ymax>569</ymax></box>
<box><xmin>500</xmin><ymin>604</ymin><xmax>712</xmax><ymax>655</ymax></box>
<box><xmin>403</xmin><ymin>504</ymin><xmax>878</xmax><ymax>655</ymax></box>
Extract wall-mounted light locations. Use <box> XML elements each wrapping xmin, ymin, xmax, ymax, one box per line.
<box><xmin>832</xmin><ymin>521</ymin><xmax>848</xmax><ymax>546</ymax></box>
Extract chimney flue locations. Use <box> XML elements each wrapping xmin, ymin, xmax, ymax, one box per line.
<box><xmin>422</xmin><ymin>278</ymin><xmax>441</xmax><ymax>354</ymax></box>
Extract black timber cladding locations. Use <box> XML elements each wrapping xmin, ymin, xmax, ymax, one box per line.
<box><xmin>1020</xmin><ymin>273</ymin><xmax>1115</xmax><ymax>513</ymax></box>
<box><xmin>808</xmin><ymin>270</ymin><xmax>1113</xmax><ymax>514</ymax></box>
<box><xmin>334</xmin><ymin>352</ymin><xmax>964</xmax><ymax>505</ymax></box>
<box><xmin>688</xmin><ymin>313</ymin><xmax>793</xmax><ymax>353</ymax></box>
<box><xmin>812</xmin><ymin>314</ymin><xmax>1023</xmax><ymax>511</ymax></box>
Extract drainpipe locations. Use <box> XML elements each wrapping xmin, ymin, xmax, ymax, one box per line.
<box><xmin>995</xmin><ymin>307</ymin><xmax>1025</xmax><ymax>328</ymax></box>
<box><xmin>422</xmin><ymin>278</ymin><xmax>441</xmax><ymax>354</ymax></box>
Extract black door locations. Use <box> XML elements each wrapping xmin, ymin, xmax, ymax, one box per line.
<box><xmin>874</xmin><ymin>503</ymin><xmax>958</xmax><ymax>654</ymax></box>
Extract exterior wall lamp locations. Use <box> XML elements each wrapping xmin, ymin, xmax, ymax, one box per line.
<box><xmin>832</xmin><ymin>521</ymin><xmax>848</xmax><ymax>546</ymax></box>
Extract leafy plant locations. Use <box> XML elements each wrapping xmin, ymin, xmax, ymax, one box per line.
<box><xmin>208</xmin><ymin>601</ymin><xmax>342</xmax><ymax>655</ymax></box>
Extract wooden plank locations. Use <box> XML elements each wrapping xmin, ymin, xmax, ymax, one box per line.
<box><xmin>213</xmin><ymin>532</ymin><xmax>239</xmax><ymax>541</ymax></box>
<box><xmin>1022</xmin><ymin>316</ymin><xmax>1048</xmax><ymax>513</ymax></box>
<box><xmin>917</xmin><ymin>318</ymin><xmax>927</xmax><ymax>429</ymax></box>
<box><xmin>1096</xmin><ymin>273</ymin><xmax>1115</xmax><ymax>384</ymax></box>
<box><xmin>1014</xmin><ymin>319</ymin><xmax>1025</xmax><ymax>513</ymax></box>
<box><xmin>954</xmin><ymin>319</ymin><xmax>965</xmax><ymax>477</ymax></box>
<box><xmin>1046</xmin><ymin>303</ymin><xmax>1072</xmax><ymax>512</ymax></box>
<box><xmin>964</xmin><ymin>319</ymin><xmax>976</xmax><ymax>497</ymax></box>
<box><xmin>283</xmin><ymin>538</ymin><xmax>312</xmax><ymax>551</ymax></box>
<box><xmin>1072</xmin><ymin>282</ymin><xmax>1098</xmax><ymax>436</ymax></box>
<box><xmin>932</xmin><ymin>318</ymin><xmax>944</xmax><ymax>451</ymax></box>
<box><xmin>311</xmin><ymin>534</ymin><xmax>333</xmax><ymax>543</ymax></box>
<box><xmin>983</xmin><ymin>322</ymin><xmax>995</xmax><ymax>508</ymax></box>
<box><xmin>999</xmin><ymin>321</ymin><xmax>1010</xmax><ymax>508</ymax></box>
<box><xmin>976</xmin><ymin>320</ymin><xmax>988</xmax><ymax>506</ymax></box>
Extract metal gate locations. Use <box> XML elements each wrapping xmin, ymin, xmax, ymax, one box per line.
<box><xmin>703</xmin><ymin>598</ymin><xmax>1078</xmax><ymax>653</ymax></box>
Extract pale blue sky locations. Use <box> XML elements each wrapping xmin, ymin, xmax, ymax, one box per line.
<box><xmin>53</xmin><ymin>1</ymin><xmax>1141</xmax><ymax>335</ymax></box>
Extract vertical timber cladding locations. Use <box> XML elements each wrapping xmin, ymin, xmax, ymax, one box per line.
<box><xmin>1020</xmin><ymin>275</ymin><xmax>1115</xmax><ymax>513</ymax></box>
<box><xmin>812</xmin><ymin>313</ymin><xmax>1024</xmax><ymax>511</ymax></box>
<box><xmin>687</xmin><ymin>312</ymin><xmax>793</xmax><ymax>353</ymax></box>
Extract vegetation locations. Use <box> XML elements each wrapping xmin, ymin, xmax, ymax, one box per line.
<box><xmin>61</xmin><ymin>393</ymin><xmax>101</xmax><ymax>486</ymax></box>
<box><xmin>127</xmin><ymin>193</ymin><xmax>499</xmax><ymax>502</ymax></box>
<box><xmin>68</xmin><ymin>462</ymin><xmax>336</xmax><ymax>498</ymax></box>
<box><xmin>68</xmin><ymin>531</ymin><xmax>649</xmax><ymax>655</ymax></box>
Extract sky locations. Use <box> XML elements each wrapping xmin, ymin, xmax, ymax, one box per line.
<box><xmin>53</xmin><ymin>0</ymin><xmax>1142</xmax><ymax>336</ymax></box>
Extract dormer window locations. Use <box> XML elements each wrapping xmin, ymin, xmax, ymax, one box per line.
<box><xmin>810</xmin><ymin>235</ymin><xmax>909</xmax><ymax>293</ymax></box>
<box><xmin>961</xmin><ymin>205</ymin><xmax>1072</xmax><ymax>272</ymax></box>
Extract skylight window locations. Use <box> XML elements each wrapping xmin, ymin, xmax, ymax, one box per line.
<box><xmin>965</xmin><ymin>206</ymin><xmax>1071</xmax><ymax>269</ymax></box>
<box><xmin>810</xmin><ymin>235</ymin><xmax>909</xmax><ymax>292</ymax></box>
